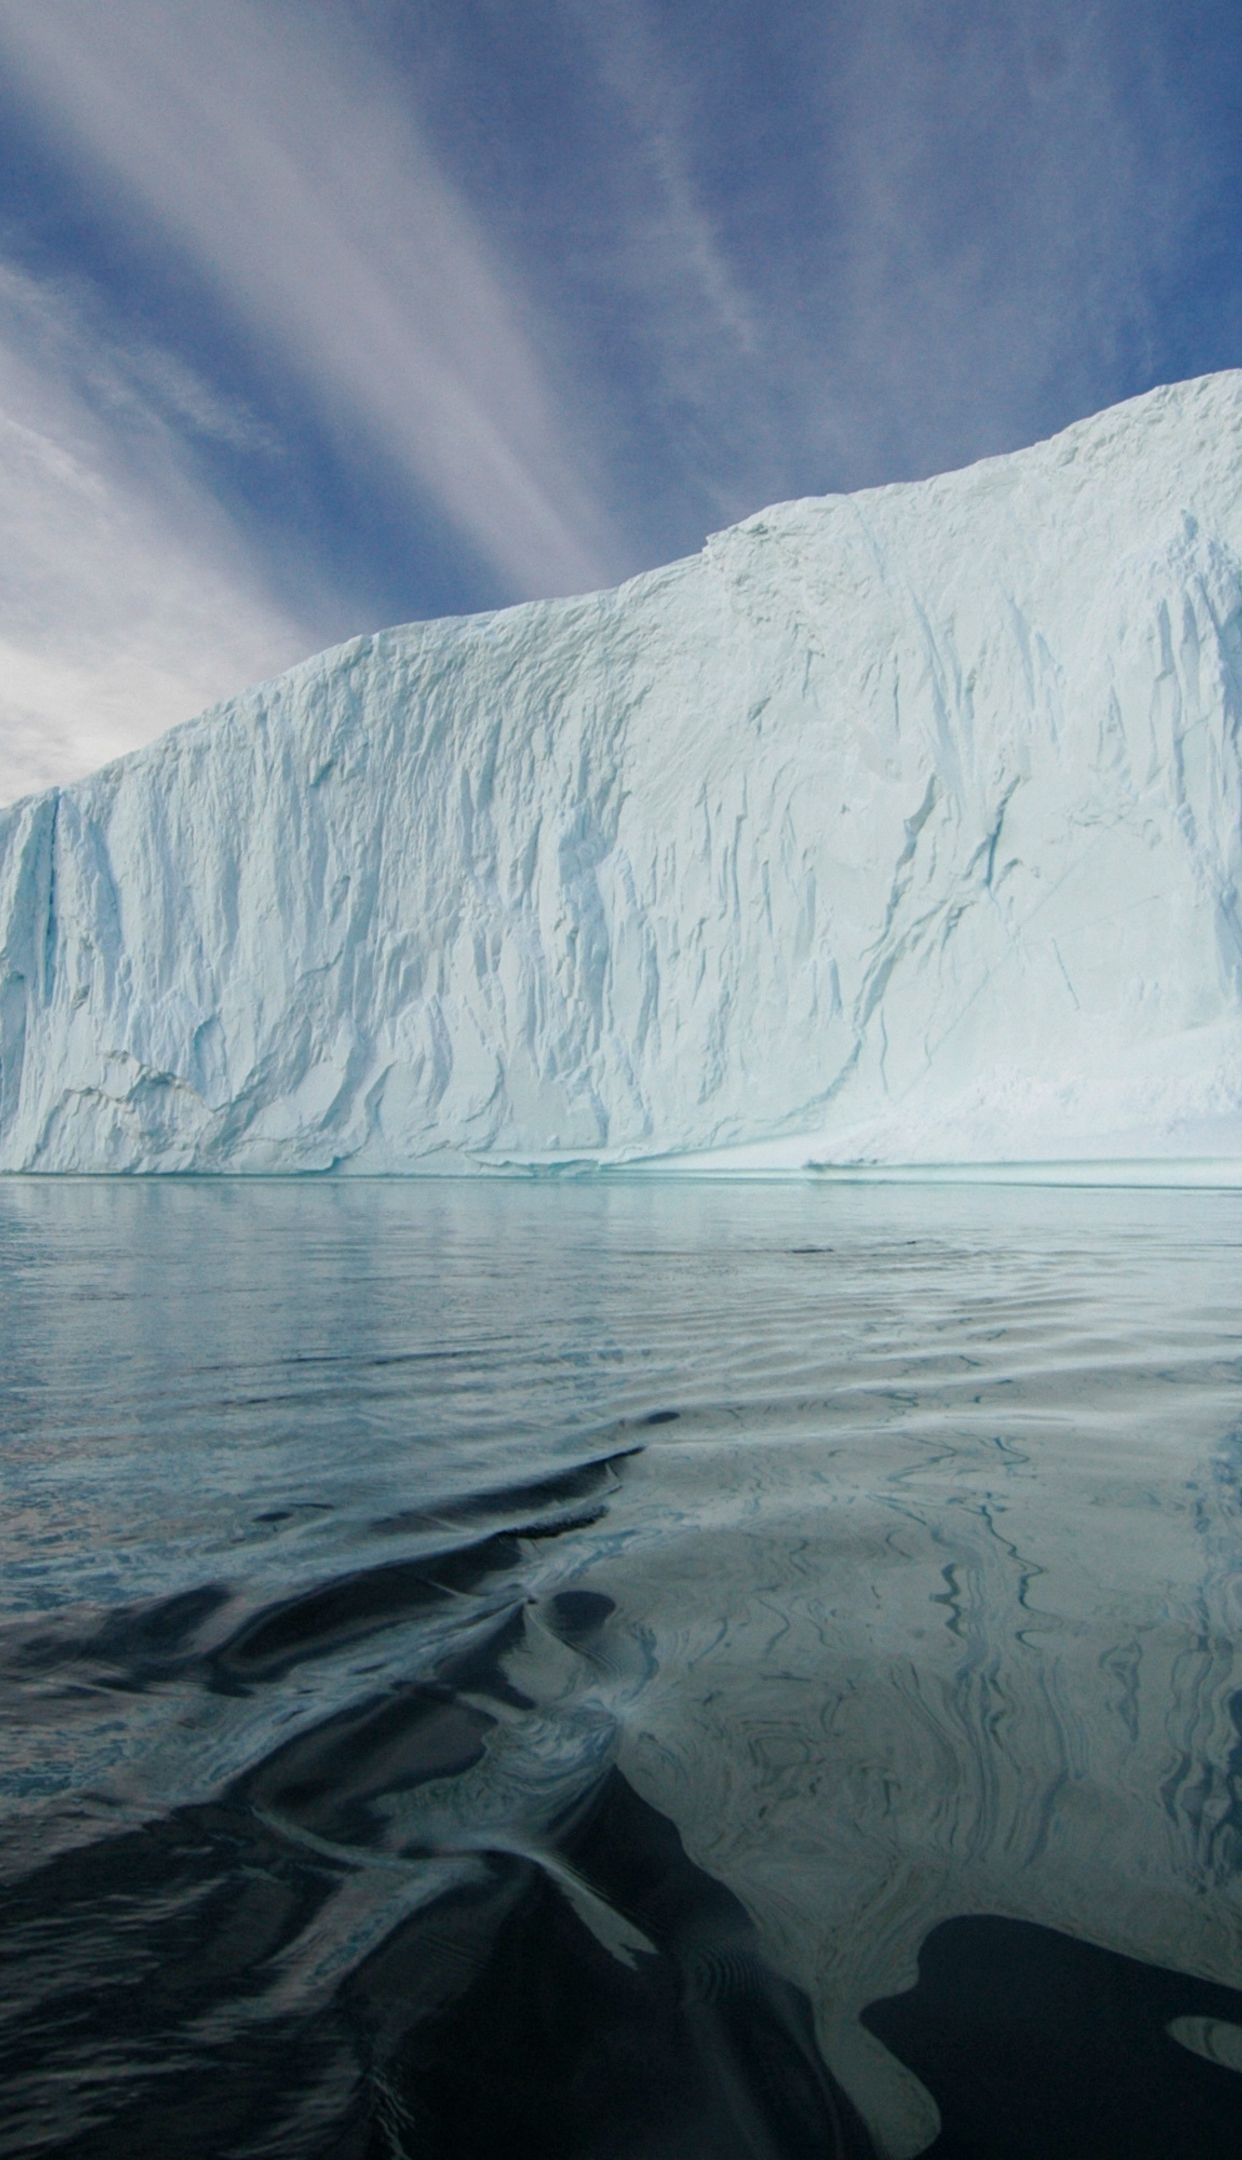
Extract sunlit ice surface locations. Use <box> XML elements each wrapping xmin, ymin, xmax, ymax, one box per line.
<box><xmin>1</xmin><ymin>1176</ymin><xmax>1240</xmax><ymax>2158</ymax></box>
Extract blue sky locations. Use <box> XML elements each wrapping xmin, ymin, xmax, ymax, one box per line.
<box><xmin>0</xmin><ymin>0</ymin><xmax>1240</xmax><ymax>799</ymax></box>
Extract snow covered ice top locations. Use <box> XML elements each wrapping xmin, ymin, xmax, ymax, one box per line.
<box><xmin>3</xmin><ymin>371</ymin><xmax>1242</xmax><ymax>1175</ymax></box>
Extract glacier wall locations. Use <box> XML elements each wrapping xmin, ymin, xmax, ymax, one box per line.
<box><xmin>3</xmin><ymin>371</ymin><xmax>1242</xmax><ymax>1174</ymax></box>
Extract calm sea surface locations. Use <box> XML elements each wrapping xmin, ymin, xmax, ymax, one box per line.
<box><xmin>2</xmin><ymin>1177</ymin><xmax>1241</xmax><ymax>2158</ymax></box>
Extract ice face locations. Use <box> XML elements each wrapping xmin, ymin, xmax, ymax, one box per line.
<box><xmin>3</xmin><ymin>371</ymin><xmax>1242</xmax><ymax>1174</ymax></box>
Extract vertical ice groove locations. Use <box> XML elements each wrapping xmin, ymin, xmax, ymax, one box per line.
<box><xmin>4</xmin><ymin>374</ymin><xmax>1242</xmax><ymax>1169</ymax></box>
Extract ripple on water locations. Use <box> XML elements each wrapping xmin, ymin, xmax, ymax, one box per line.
<box><xmin>1</xmin><ymin>1177</ymin><xmax>1241</xmax><ymax>2157</ymax></box>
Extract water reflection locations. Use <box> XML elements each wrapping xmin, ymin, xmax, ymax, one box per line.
<box><xmin>1</xmin><ymin>1179</ymin><xmax>1241</xmax><ymax>2155</ymax></box>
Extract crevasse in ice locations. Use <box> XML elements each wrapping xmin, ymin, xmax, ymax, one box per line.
<box><xmin>3</xmin><ymin>372</ymin><xmax>1242</xmax><ymax>1174</ymax></box>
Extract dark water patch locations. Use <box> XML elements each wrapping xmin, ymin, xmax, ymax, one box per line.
<box><xmin>367</xmin><ymin>1447</ymin><xmax>639</xmax><ymax>1538</ymax></box>
<box><xmin>864</xmin><ymin>1915</ymin><xmax>1242</xmax><ymax>2159</ymax></box>
<box><xmin>0</xmin><ymin>1642</ymin><xmax>866</xmax><ymax>2157</ymax></box>
<box><xmin>2</xmin><ymin>1451</ymin><xmax>635</xmax><ymax>1698</ymax></box>
<box><xmin>220</xmin><ymin>1544</ymin><xmax>531</xmax><ymax>1684</ymax></box>
<box><xmin>0</xmin><ymin>1796</ymin><xmax>346</xmax><ymax>2160</ymax></box>
<box><xmin>386</xmin><ymin>1770</ymin><xmax>874</xmax><ymax>2160</ymax></box>
<box><xmin>0</xmin><ymin>1456</ymin><xmax>639</xmax><ymax>2158</ymax></box>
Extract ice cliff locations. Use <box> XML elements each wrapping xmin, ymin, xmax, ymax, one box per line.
<box><xmin>3</xmin><ymin>371</ymin><xmax>1242</xmax><ymax>1175</ymax></box>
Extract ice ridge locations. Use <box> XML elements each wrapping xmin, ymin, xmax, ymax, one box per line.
<box><xmin>3</xmin><ymin>372</ymin><xmax>1242</xmax><ymax>1175</ymax></box>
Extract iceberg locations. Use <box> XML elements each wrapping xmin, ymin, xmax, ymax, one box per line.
<box><xmin>3</xmin><ymin>372</ymin><xmax>1242</xmax><ymax>1176</ymax></box>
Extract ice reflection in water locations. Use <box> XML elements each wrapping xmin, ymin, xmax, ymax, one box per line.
<box><xmin>1</xmin><ymin>1178</ymin><xmax>1241</xmax><ymax>2156</ymax></box>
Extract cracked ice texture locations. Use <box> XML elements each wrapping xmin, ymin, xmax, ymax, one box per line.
<box><xmin>3</xmin><ymin>372</ymin><xmax>1242</xmax><ymax>1174</ymax></box>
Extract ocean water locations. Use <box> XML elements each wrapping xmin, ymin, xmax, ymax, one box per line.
<box><xmin>1</xmin><ymin>1176</ymin><xmax>1241</xmax><ymax>2159</ymax></box>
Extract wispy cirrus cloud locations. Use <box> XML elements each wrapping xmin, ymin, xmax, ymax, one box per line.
<box><xmin>0</xmin><ymin>260</ymin><xmax>313</xmax><ymax>801</ymax></box>
<box><xmin>554</xmin><ymin>0</ymin><xmax>1219</xmax><ymax>503</ymax></box>
<box><xmin>0</xmin><ymin>0</ymin><xmax>1233</xmax><ymax>804</ymax></box>
<box><xmin>0</xmin><ymin>0</ymin><xmax>622</xmax><ymax>605</ymax></box>
<box><xmin>564</xmin><ymin>0</ymin><xmax>762</xmax><ymax>364</ymax></box>
<box><xmin>797</xmin><ymin>0</ymin><xmax>1217</xmax><ymax>482</ymax></box>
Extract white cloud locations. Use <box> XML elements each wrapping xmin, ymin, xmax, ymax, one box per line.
<box><xmin>0</xmin><ymin>0</ymin><xmax>623</xmax><ymax>605</ymax></box>
<box><xmin>0</xmin><ymin>263</ymin><xmax>314</xmax><ymax>802</ymax></box>
<box><xmin>0</xmin><ymin>0</ymin><xmax>639</xmax><ymax>801</ymax></box>
<box><xmin>0</xmin><ymin>0</ymin><xmax>1221</xmax><ymax>803</ymax></box>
